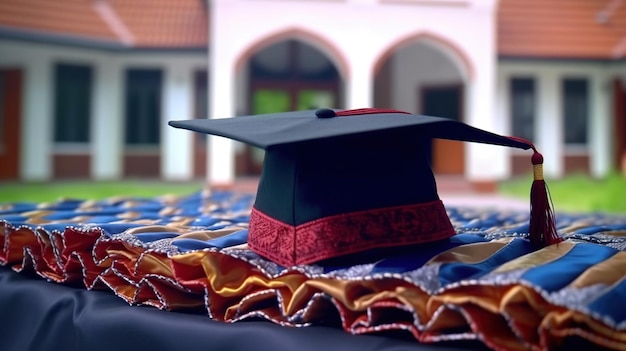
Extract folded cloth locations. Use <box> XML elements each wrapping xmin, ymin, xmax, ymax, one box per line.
<box><xmin>1</xmin><ymin>191</ymin><xmax>626</xmax><ymax>351</ymax></box>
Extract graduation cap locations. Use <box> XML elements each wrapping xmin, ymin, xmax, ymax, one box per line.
<box><xmin>169</xmin><ymin>108</ymin><xmax>561</xmax><ymax>266</ymax></box>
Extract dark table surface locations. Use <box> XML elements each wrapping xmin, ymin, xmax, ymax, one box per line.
<box><xmin>0</xmin><ymin>266</ymin><xmax>490</xmax><ymax>351</ymax></box>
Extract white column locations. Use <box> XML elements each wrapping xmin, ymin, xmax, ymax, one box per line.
<box><xmin>162</xmin><ymin>63</ymin><xmax>193</xmax><ymax>180</ymax></box>
<box><xmin>92</xmin><ymin>57</ymin><xmax>123</xmax><ymax>180</ymax></box>
<box><xmin>494</xmin><ymin>69</ymin><xmax>514</xmax><ymax>177</ymax></box>
<box><xmin>465</xmin><ymin>50</ymin><xmax>508</xmax><ymax>180</ymax></box>
<box><xmin>466</xmin><ymin>79</ymin><xmax>508</xmax><ymax>180</ymax></box>
<box><xmin>495</xmin><ymin>68</ymin><xmax>510</xmax><ymax>136</ymax></box>
<box><xmin>589</xmin><ymin>71</ymin><xmax>612</xmax><ymax>178</ymax></box>
<box><xmin>208</xmin><ymin>72</ymin><xmax>235</xmax><ymax>185</ymax></box>
<box><xmin>345</xmin><ymin>60</ymin><xmax>373</xmax><ymax>109</ymax></box>
<box><xmin>536</xmin><ymin>69</ymin><xmax>563</xmax><ymax>178</ymax></box>
<box><xmin>21</xmin><ymin>59</ymin><xmax>52</xmax><ymax>180</ymax></box>
<box><xmin>207</xmin><ymin>1</ymin><xmax>236</xmax><ymax>186</ymax></box>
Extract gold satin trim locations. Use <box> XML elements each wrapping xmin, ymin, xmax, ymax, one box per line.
<box><xmin>572</xmin><ymin>251</ymin><xmax>626</xmax><ymax>287</ymax></box>
<box><xmin>125</xmin><ymin>225</ymin><xmax>185</xmax><ymax>235</ymax></box>
<box><xmin>177</xmin><ymin>227</ymin><xmax>245</xmax><ymax>241</ymax></box>
<box><xmin>26</xmin><ymin>215</ymin><xmax>92</xmax><ymax>225</ymax></box>
<box><xmin>427</xmin><ymin>241</ymin><xmax>508</xmax><ymax>265</ymax></box>
<box><xmin>542</xmin><ymin>310</ymin><xmax>626</xmax><ymax>346</ymax></box>
<box><xmin>492</xmin><ymin>240</ymin><xmax>575</xmax><ymax>273</ymax></box>
<box><xmin>559</xmin><ymin>220</ymin><xmax>600</xmax><ymax>235</ymax></box>
<box><xmin>6</xmin><ymin>211</ymin><xmax>626</xmax><ymax>350</ymax></box>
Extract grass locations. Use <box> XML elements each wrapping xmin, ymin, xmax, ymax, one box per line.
<box><xmin>2</xmin><ymin>174</ymin><xmax>625</xmax><ymax>214</ymax></box>
<box><xmin>499</xmin><ymin>172</ymin><xmax>626</xmax><ymax>213</ymax></box>
<box><xmin>0</xmin><ymin>180</ymin><xmax>206</xmax><ymax>204</ymax></box>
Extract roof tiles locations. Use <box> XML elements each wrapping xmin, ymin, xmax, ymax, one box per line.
<box><xmin>108</xmin><ymin>0</ymin><xmax>207</xmax><ymax>47</ymax></box>
<box><xmin>0</xmin><ymin>0</ymin><xmax>118</xmax><ymax>42</ymax></box>
<box><xmin>0</xmin><ymin>0</ymin><xmax>624</xmax><ymax>58</ymax></box>
<box><xmin>498</xmin><ymin>0</ymin><xmax>626</xmax><ymax>59</ymax></box>
<box><xmin>0</xmin><ymin>0</ymin><xmax>207</xmax><ymax>48</ymax></box>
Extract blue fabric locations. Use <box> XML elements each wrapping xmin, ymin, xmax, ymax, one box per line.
<box><xmin>438</xmin><ymin>238</ymin><xmax>533</xmax><ymax>286</ymax></box>
<box><xmin>173</xmin><ymin>230</ymin><xmax>249</xmax><ymax>251</ymax></box>
<box><xmin>3</xmin><ymin>189</ymin><xmax>626</xmax><ymax>347</ymax></box>
<box><xmin>521</xmin><ymin>243</ymin><xmax>618</xmax><ymax>292</ymax></box>
<box><xmin>134</xmin><ymin>232</ymin><xmax>181</xmax><ymax>242</ymax></box>
<box><xmin>588</xmin><ymin>278</ymin><xmax>626</xmax><ymax>324</ymax></box>
<box><xmin>370</xmin><ymin>234</ymin><xmax>489</xmax><ymax>274</ymax></box>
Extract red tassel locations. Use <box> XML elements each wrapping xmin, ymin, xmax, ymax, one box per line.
<box><xmin>507</xmin><ymin>136</ymin><xmax>562</xmax><ymax>248</ymax></box>
<box><xmin>529</xmin><ymin>152</ymin><xmax>562</xmax><ymax>247</ymax></box>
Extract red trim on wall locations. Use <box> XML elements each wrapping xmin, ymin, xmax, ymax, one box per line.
<box><xmin>470</xmin><ymin>181</ymin><xmax>498</xmax><ymax>193</ymax></box>
<box><xmin>123</xmin><ymin>154</ymin><xmax>161</xmax><ymax>178</ymax></box>
<box><xmin>248</xmin><ymin>200</ymin><xmax>455</xmax><ymax>266</ymax></box>
<box><xmin>0</xmin><ymin>69</ymin><xmax>21</xmax><ymax>180</ymax></box>
<box><xmin>53</xmin><ymin>154</ymin><xmax>91</xmax><ymax>179</ymax></box>
<box><xmin>563</xmin><ymin>154</ymin><xmax>590</xmax><ymax>174</ymax></box>
<box><xmin>511</xmin><ymin>154</ymin><xmax>533</xmax><ymax>176</ymax></box>
<box><xmin>512</xmin><ymin>154</ymin><xmax>591</xmax><ymax>176</ymax></box>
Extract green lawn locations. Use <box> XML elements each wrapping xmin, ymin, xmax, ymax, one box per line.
<box><xmin>2</xmin><ymin>174</ymin><xmax>625</xmax><ymax>214</ymax></box>
<box><xmin>499</xmin><ymin>172</ymin><xmax>626</xmax><ymax>213</ymax></box>
<box><xmin>0</xmin><ymin>180</ymin><xmax>206</xmax><ymax>204</ymax></box>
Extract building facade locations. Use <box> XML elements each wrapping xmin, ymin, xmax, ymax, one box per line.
<box><xmin>0</xmin><ymin>0</ymin><xmax>624</xmax><ymax>187</ymax></box>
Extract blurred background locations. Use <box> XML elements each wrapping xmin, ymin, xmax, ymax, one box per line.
<box><xmin>0</xmin><ymin>0</ymin><xmax>624</xmax><ymax>211</ymax></box>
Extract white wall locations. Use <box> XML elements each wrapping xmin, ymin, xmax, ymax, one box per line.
<box><xmin>392</xmin><ymin>42</ymin><xmax>463</xmax><ymax>114</ymax></box>
<box><xmin>210</xmin><ymin>0</ymin><xmax>499</xmax><ymax>183</ymax></box>
<box><xmin>162</xmin><ymin>61</ymin><xmax>193</xmax><ymax>180</ymax></box>
<box><xmin>497</xmin><ymin>60</ymin><xmax>615</xmax><ymax>178</ymax></box>
<box><xmin>92</xmin><ymin>56</ymin><xmax>123</xmax><ymax>180</ymax></box>
<box><xmin>608</xmin><ymin>62</ymin><xmax>626</xmax><ymax>81</ymax></box>
<box><xmin>0</xmin><ymin>39</ymin><xmax>207</xmax><ymax>181</ymax></box>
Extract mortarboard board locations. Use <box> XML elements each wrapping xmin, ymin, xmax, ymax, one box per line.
<box><xmin>169</xmin><ymin>108</ymin><xmax>561</xmax><ymax>266</ymax></box>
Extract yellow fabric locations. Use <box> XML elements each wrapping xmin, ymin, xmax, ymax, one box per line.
<box><xmin>492</xmin><ymin>241</ymin><xmax>575</xmax><ymax>273</ymax></box>
<box><xmin>4</xmin><ymin>195</ymin><xmax>626</xmax><ymax>351</ymax></box>
<box><xmin>165</xmin><ymin>244</ymin><xmax>626</xmax><ymax>351</ymax></box>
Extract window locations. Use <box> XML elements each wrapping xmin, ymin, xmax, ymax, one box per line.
<box><xmin>125</xmin><ymin>69</ymin><xmax>162</xmax><ymax>145</ymax></box>
<box><xmin>510</xmin><ymin>78</ymin><xmax>535</xmax><ymax>142</ymax></box>
<box><xmin>54</xmin><ymin>64</ymin><xmax>93</xmax><ymax>143</ymax></box>
<box><xmin>562</xmin><ymin>78</ymin><xmax>589</xmax><ymax>145</ymax></box>
<box><xmin>194</xmin><ymin>70</ymin><xmax>208</xmax><ymax>119</ymax></box>
<box><xmin>194</xmin><ymin>70</ymin><xmax>208</xmax><ymax>144</ymax></box>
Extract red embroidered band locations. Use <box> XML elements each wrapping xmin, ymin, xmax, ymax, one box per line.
<box><xmin>248</xmin><ymin>200</ymin><xmax>455</xmax><ymax>266</ymax></box>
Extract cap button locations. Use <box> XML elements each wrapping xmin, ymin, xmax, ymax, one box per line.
<box><xmin>315</xmin><ymin>108</ymin><xmax>336</xmax><ymax>118</ymax></box>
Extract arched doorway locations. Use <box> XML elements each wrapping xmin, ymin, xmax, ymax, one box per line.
<box><xmin>236</xmin><ymin>38</ymin><xmax>345</xmax><ymax>175</ymax></box>
<box><xmin>374</xmin><ymin>34</ymin><xmax>471</xmax><ymax>175</ymax></box>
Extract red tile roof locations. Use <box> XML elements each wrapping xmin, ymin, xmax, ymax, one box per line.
<box><xmin>498</xmin><ymin>0</ymin><xmax>626</xmax><ymax>59</ymax></box>
<box><xmin>0</xmin><ymin>0</ymin><xmax>207</xmax><ymax>48</ymax></box>
<box><xmin>0</xmin><ymin>0</ymin><xmax>118</xmax><ymax>43</ymax></box>
<box><xmin>0</xmin><ymin>0</ymin><xmax>624</xmax><ymax>58</ymax></box>
<box><xmin>107</xmin><ymin>0</ymin><xmax>207</xmax><ymax>48</ymax></box>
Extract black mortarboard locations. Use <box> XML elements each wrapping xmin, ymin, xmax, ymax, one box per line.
<box><xmin>169</xmin><ymin>108</ymin><xmax>561</xmax><ymax>266</ymax></box>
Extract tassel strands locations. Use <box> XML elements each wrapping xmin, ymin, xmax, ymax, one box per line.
<box><xmin>529</xmin><ymin>151</ymin><xmax>562</xmax><ymax>247</ymax></box>
<box><xmin>508</xmin><ymin>136</ymin><xmax>563</xmax><ymax>248</ymax></box>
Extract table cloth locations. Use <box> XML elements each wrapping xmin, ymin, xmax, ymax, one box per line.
<box><xmin>1</xmin><ymin>190</ymin><xmax>625</xmax><ymax>351</ymax></box>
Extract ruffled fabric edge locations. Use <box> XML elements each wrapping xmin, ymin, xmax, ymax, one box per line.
<box><xmin>2</xmin><ymin>215</ymin><xmax>626</xmax><ymax>351</ymax></box>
